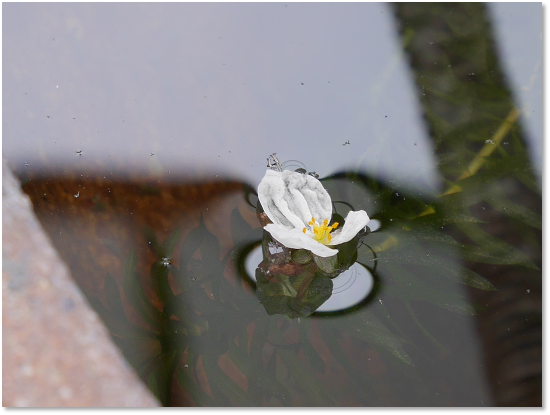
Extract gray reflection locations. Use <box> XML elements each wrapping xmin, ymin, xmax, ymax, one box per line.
<box><xmin>487</xmin><ymin>3</ymin><xmax>542</xmax><ymax>182</ymax></box>
<box><xmin>3</xmin><ymin>2</ymin><xmax>439</xmax><ymax>192</ymax></box>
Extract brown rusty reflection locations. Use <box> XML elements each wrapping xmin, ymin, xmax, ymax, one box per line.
<box><xmin>21</xmin><ymin>176</ymin><xmax>258</xmax><ymax>327</ymax></box>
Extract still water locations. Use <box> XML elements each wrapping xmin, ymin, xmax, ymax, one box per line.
<box><xmin>3</xmin><ymin>3</ymin><xmax>542</xmax><ymax>407</ymax></box>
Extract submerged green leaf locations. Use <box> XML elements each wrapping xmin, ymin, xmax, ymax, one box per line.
<box><xmin>228</xmin><ymin>341</ymin><xmax>292</xmax><ymax>405</ymax></box>
<box><xmin>326</xmin><ymin>310</ymin><xmax>414</xmax><ymax>366</ymax></box>
<box><xmin>382</xmin><ymin>263</ymin><xmax>475</xmax><ymax>315</ymax></box>
<box><xmin>179</xmin><ymin>215</ymin><xmax>208</xmax><ymax>267</ymax></box>
<box><xmin>104</xmin><ymin>273</ymin><xmax>126</xmax><ymax>319</ymax></box>
<box><xmin>268</xmin><ymin>321</ymin><xmax>338</xmax><ymax>406</ymax></box>
<box><xmin>299</xmin><ymin>320</ymin><xmax>326</xmax><ymax>374</ymax></box>
<box><xmin>255</xmin><ymin>262</ymin><xmax>333</xmax><ymax>318</ymax></box>
<box><xmin>457</xmin><ymin>223</ymin><xmax>539</xmax><ymax>270</ymax></box>
<box><xmin>160</xmin><ymin>227</ymin><xmax>182</xmax><ymax>259</ymax></box>
<box><xmin>488</xmin><ymin>197</ymin><xmax>542</xmax><ymax>230</ymax></box>
<box><xmin>201</xmin><ymin>354</ymin><xmax>259</xmax><ymax>406</ymax></box>
<box><xmin>121</xmin><ymin>251</ymin><xmax>164</xmax><ymax>329</ymax></box>
<box><xmin>317</xmin><ymin>323</ymin><xmax>378</xmax><ymax>403</ymax></box>
<box><xmin>176</xmin><ymin>365</ymin><xmax>217</xmax><ymax>407</ymax></box>
<box><xmin>146</xmin><ymin>350</ymin><xmax>182</xmax><ymax>406</ymax></box>
<box><xmin>88</xmin><ymin>297</ymin><xmax>149</xmax><ymax>339</ymax></box>
<box><xmin>458</xmin><ymin>267</ymin><xmax>497</xmax><ymax>291</ymax></box>
<box><xmin>230</xmin><ymin>206</ymin><xmax>255</xmax><ymax>247</ymax></box>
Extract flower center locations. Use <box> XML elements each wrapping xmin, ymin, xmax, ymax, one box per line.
<box><xmin>303</xmin><ymin>217</ymin><xmax>339</xmax><ymax>245</ymax></box>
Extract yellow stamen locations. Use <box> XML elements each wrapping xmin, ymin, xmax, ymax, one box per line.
<box><xmin>302</xmin><ymin>228</ymin><xmax>306</xmax><ymax>233</ymax></box>
<box><xmin>307</xmin><ymin>217</ymin><xmax>340</xmax><ymax>245</ymax></box>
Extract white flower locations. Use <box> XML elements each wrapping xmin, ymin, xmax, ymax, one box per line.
<box><xmin>258</xmin><ymin>169</ymin><xmax>370</xmax><ymax>257</ymax></box>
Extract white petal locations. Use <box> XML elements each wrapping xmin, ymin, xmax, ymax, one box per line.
<box><xmin>329</xmin><ymin>210</ymin><xmax>370</xmax><ymax>246</ymax></box>
<box><xmin>282</xmin><ymin>170</ymin><xmax>332</xmax><ymax>224</ymax></box>
<box><xmin>258</xmin><ymin>169</ymin><xmax>333</xmax><ymax>231</ymax></box>
<box><xmin>258</xmin><ymin>170</ymin><xmax>305</xmax><ymax>229</ymax></box>
<box><xmin>264</xmin><ymin>224</ymin><xmax>338</xmax><ymax>257</ymax></box>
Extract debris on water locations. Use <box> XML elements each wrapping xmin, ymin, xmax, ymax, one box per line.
<box><xmin>74</xmin><ymin>191</ymin><xmax>80</xmax><ymax>198</ymax></box>
<box><xmin>485</xmin><ymin>139</ymin><xmax>494</xmax><ymax>144</ymax></box>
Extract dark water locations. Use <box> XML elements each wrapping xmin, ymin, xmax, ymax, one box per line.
<box><xmin>4</xmin><ymin>3</ymin><xmax>542</xmax><ymax>407</ymax></box>
<box><xmin>20</xmin><ymin>172</ymin><xmax>495</xmax><ymax>407</ymax></box>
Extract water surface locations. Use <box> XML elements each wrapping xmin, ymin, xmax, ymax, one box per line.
<box><xmin>3</xmin><ymin>2</ymin><xmax>542</xmax><ymax>407</ymax></box>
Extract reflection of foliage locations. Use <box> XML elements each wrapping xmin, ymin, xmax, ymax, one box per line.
<box><xmin>88</xmin><ymin>3</ymin><xmax>540</xmax><ymax>406</ymax></box>
<box><xmin>91</xmin><ymin>195</ymin><xmax>415</xmax><ymax>406</ymax></box>
<box><xmin>90</xmin><ymin>161</ymin><xmax>539</xmax><ymax>406</ymax></box>
<box><xmin>392</xmin><ymin>2</ymin><xmax>542</xmax><ymax>405</ymax></box>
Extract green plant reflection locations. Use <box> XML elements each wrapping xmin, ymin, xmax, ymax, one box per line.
<box><xmin>90</xmin><ymin>156</ymin><xmax>540</xmax><ymax>405</ymax></box>
<box><xmin>21</xmin><ymin>2</ymin><xmax>540</xmax><ymax>407</ymax></box>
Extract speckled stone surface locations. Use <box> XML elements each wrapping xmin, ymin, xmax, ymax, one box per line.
<box><xmin>2</xmin><ymin>159</ymin><xmax>160</xmax><ymax>407</ymax></box>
